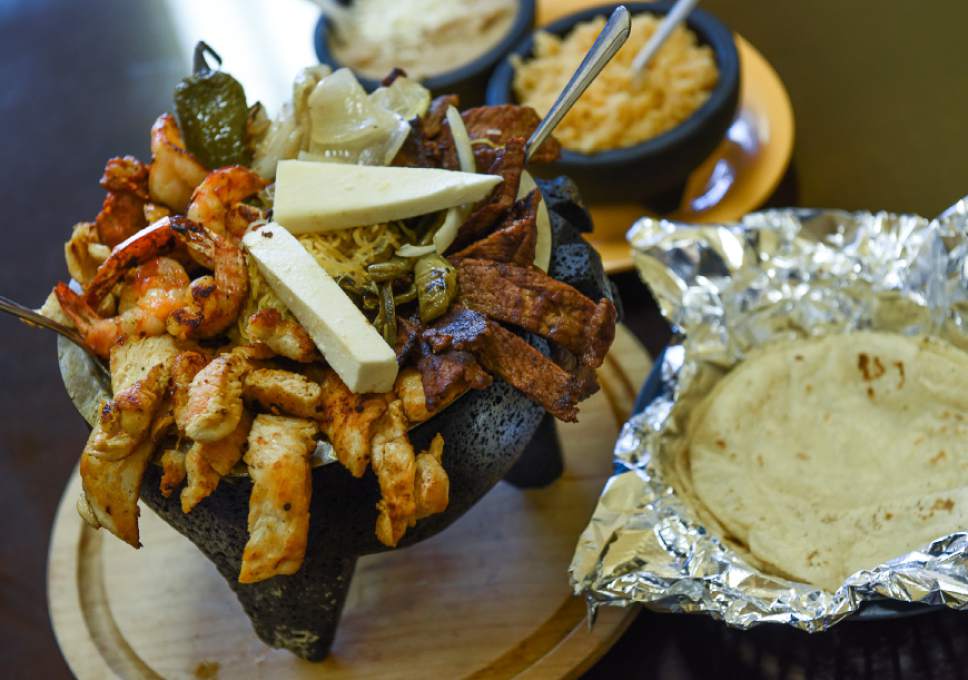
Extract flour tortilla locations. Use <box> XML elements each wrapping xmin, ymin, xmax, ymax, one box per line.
<box><xmin>687</xmin><ymin>332</ymin><xmax>968</xmax><ymax>591</ymax></box>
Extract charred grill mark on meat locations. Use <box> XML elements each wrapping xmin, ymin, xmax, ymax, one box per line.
<box><xmin>455</xmin><ymin>259</ymin><xmax>616</xmax><ymax>368</ymax></box>
<box><xmin>450</xmin><ymin>189</ymin><xmax>539</xmax><ymax>266</ymax></box>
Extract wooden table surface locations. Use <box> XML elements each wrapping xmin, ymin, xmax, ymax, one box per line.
<box><xmin>2</xmin><ymin>1</ymin><xmax>967</xmax><ymax>678</ymax></box>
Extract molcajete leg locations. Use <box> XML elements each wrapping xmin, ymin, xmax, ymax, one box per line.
<box><xmin>503</xmin><ymin>413</ymin><xmax>563</xmax><ymax>488</ymax></box>
<box><xmin>234</xmin><ymin>553</ymin><xmax>357</xmax><ymax>660</ymax></box>
<box><xmin>140</xmin><ymin>464</ymin><xmax>357</xmax><ymax>660</ymax></box>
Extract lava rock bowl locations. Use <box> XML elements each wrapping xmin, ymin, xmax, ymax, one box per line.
<box><xmin>313</xmin><ymin>0</ymin><xmax>536</xmax><ymax>107</ymax></box>
<box><xmin>486</xmin><ymin>1</ymin><xmax>740</xmax><ymax>204</ymax></box>
<box><xmin>56</xmin><ymin>177</ymin><xmax>619</xmax><ymax>661</ymax></box>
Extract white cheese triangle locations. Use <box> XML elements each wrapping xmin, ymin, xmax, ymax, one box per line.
<box><xmin>273</xmin><ymin>160</ymin><xmax>503</xmax><ymax>233</ymax></box>
<box><xmin>242</xmin><ymin>223</ymin><xmax>398</xmax><ymax>393</ymax></box>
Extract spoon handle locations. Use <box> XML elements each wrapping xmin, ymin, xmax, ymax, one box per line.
<box><xmin>0</xmin><ymin>294</ymin><xmax>110</xmax><ymax>377</ymax></box>
<box><xmin>630</xmin><ymin>0</ymin><xmax>700</xmax><ymax>82</ymax></box>
<box><xmin>525</xmin><ymin>5</ymin><xmax>632</xmax><ymax>161</ymax></box>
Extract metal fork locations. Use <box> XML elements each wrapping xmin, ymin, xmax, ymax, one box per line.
<box><xmin>0</xmin><ymin>294</ymin><xmax>111</xmax><ymax>379</ymax></box>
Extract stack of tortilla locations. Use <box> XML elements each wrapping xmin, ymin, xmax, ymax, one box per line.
<box><xmin>676</xmin><ymin>331</ymin><xmax>968</xmax><ymax>592</ymax></box>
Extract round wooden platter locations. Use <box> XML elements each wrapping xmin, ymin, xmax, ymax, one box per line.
<box><xmin>48</xmin><ymin>326</ymin><xmax>649</xmax><ymax>680</ymax></box>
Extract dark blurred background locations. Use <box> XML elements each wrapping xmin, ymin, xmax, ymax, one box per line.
<box><xmin>1</xmin><ymin>1</ymin><xmax>966</xmax><ymax>678</ymax></box>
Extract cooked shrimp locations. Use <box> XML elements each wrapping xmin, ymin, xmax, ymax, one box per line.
<box><xmin>116</xmin><ymin>257</ymin><xmax>191</xmax><ymax>333</ymax></box>
<box><xmin>148</xmin><ymin>113</ymin><xmax>208</xmax><ymax>212</ymax></box>
<box><xmin>187</xmin><ymin>166</ymin><xmax>267</xmax><ymax>239</ymax></box>
<box><xmin>83</xmin><ymin>218</ymin><xmax>184</xmax><ymax>305</ymax></box>
<box><xmin>100</xmin><ymin>155</ymin><xmax>149</xmax><ymax>198</ymax></box>
<box><xmin>244</xmin><ymin>309</ymin><xmax>319</xmax><ymax>363</ymax></box>
<box><xmin>371</xmin><ymin>399</ymin><xmax>417</xmax><ymax>548</ymax></box>
<box><xmin>55</xmin><ymin>252</ymin><xmax>191</xmax><ymax>358</ymax></box>
<box><xmin>96</xmin><ymin>191</ymin><xmax>148</xmax><ymax>248</ymax></box>
<box><xmin>58</xmin><ymin>217</ymin><xmax>248</xmax><ymax>355</ymax></box>
<box><xmin>96</xmin><ymin>156</ymin><xmax>150</xmax><ymax>247</ymax></box>
<box><xmin>165</xmin><ymin>219</ymin><xmax>249</xmax><ymax>339</ymax></box>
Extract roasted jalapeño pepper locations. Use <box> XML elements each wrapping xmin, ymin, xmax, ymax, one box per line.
<box><xmin>173</xmin><ymin>42</ymin><xmax>249</xmax><ymax>169</ymax></box>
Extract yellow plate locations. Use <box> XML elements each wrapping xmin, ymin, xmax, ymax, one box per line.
<box><xmin>536</xmin><ymin>2</ymin><xmax>795</xmax><ymax>273</ymax></box>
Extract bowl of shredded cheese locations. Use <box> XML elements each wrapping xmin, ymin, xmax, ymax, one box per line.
<box><xmin>487</xmin><ymin>2</ymin><xmax>739</xmax><ymax>204</ymax></box>
<box><xmin>315</xmin><ymin>0</ymin><xmax>535</xmax><ymax>107</ymax></box>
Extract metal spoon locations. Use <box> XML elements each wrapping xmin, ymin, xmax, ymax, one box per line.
<box><xmin>525</xmin><ymin>6</ymin><xmax>632</xmax><ymax>161</ymax></box>
<box><xmin>0</xmin><ymin>294</ymin><xmax>111</xmax><ymax>379</ymax></box>
<box><xmin>630</xmin><ymin>0</ymin><xmax>700</xmax><ymax>87</ymax></box>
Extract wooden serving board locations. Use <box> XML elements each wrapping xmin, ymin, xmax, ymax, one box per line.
<box><xmin>48</xmin><ymin>326</ymin><xmax>649</xmax><ymax>680</ymax></box>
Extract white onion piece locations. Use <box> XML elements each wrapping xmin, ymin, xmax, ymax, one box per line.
<box><xmin>432</xmin><ymin>205</ymin><xmax>467</xmax><ymax>254</ymax></box>
<box><xmin>445</xmin><ymin>105</ymin><xmax>475</xmax><ymax>173</ymax></box>
<box><xmin>396</xmin><ymin>243</ymin><xmax>437</xmax><ymax>257</ymax></box>
<box><xmin>517</xmin><ymin>170</ymin><xmax>551</xmax><ymax>272</ymax></box>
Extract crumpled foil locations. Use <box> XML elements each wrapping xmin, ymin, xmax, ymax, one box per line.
<box><xmin>570</xmin><ymin>196</ymin><xmax>968</xmax><ymax>631</ymax></box>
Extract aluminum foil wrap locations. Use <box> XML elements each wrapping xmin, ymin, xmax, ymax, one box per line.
<box><xmin>570</xmin><ymin>196</ymin><xmax>968</xmax><ymax>630</ymax></box>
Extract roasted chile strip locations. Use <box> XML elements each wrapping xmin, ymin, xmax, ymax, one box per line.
<box><xmin>423</xmin><ymin>306</ymin><xmax>581</xmax><ymax>422</ymax></box>
<box><xmin>455</xmin><ymin>259</ymin><xmax>617</xmax><ymax>368</ymax></box>
<box><xmin>450</xmin><ymin>190</ymin><xmax>539</xmax><ymax>266</ymax></box>
<box><xmin>450</xmin><ymin>137</ymin><xmax>526</xmax><ymax>251</ymax></box>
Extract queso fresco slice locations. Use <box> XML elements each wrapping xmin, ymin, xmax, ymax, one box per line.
<box><xmin>272</xmin><ymin>160</ymin><xmax>503</xmax><ymax>233</ymax></box>
<box><xmin>242</xmin><ymin>223</ymin><xmax>398</xmax><ymax>393</ymax></box>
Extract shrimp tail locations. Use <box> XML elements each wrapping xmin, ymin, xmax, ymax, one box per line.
<box><xmin>54</xmin><ymin>282</ymin><xmax>121</xmax><ymax>358</ymax></box>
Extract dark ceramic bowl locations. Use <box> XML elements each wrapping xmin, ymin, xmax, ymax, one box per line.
<box><xmin>58</xmin><ymin>177</ymin><xmax>619</xmax><ymax>661</ymax></box>
<box><xmin>487</xmin><ymin>2</ymin><xmax>740</xmax><ymax>204</ymax></box>
<box><xmin>314</xmin><ymin>0</ymin><xmax>536</xmax><ymax>107</ymax></box>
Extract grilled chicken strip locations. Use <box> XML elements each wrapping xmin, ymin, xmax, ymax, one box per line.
<box><xmin>181</xmin><ymin>411</ymin><xmax>253</xmax><ymax>513</ymax></box>
<box><xmin>239</xmin><ymin>414</ymin><xmax>317</xmax><ymax>584</ymax></box>
<box><xmin>313</xmin><ymin>367</ymin><xmax>389</xmax><ymax>478</ymax></box>
<box><xmin>78</xmin><ymin>352</ymin><xmax>172</xmax><ymax>547</ymax></box>
<box><xmin>244</xmin><ymin>308</ymin><xmax>320</xmax><ymax>363</ymax></box>
<box><xmin>372</xmin><ymin>400</ymin><xmax>417</xmax><ymax>547</ymax></box>
<box><xmin>181</xmin><ymin>350</ymin><xmax>250</xmax><ymax>442</ymax></box>
<box><xmin>159</xmin><ymin>447</ymin><xmax>187</xmax><ymax>498</ymax></box>
<box><xmin>243</xmin><ymin>368</ymin><xmax>324</xmax><ymax>419</ymax></box>
<box><xmin>415</xmin><ymin>434</ymin><xmax>448</xmax><ymax>520</ymax></box>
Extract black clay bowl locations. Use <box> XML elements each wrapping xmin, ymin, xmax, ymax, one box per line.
<box><xmin>313</xmin><ymin>0</ymin><xmax>535</xmax><ymax>107</ymax></box>
<box><xmin>486</xmin><ymin>1</ymin><xmax>740</xmax><ymax>204</ymax></box>
<box><xmin>57</xmin><ymin>177</ymin><xmax>619</xmax><ymax>661</ymax></box>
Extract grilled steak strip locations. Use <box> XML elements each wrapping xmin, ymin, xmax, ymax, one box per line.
<box><xmin>450</xmin><ymin>190</ymin><xmax>539</xmax><ymax>266</ymax></box>
<box><xmin>451</xmin><ymin>138</ymin><xmax>526</xmax><ymax>251</ymax></box>
<box><xmin>455</xmin><ymin>259</ymin><xmax>616</xmax><ymax>368</ymax></box>
<box><xmin>461</xmin><ymin>104</ymin><xmax>561</xmax><ymax>167</ymax></box>
<box><xmin>423</xmin><ymin>306</ymin><xmax>581</xmax><ymax>422</ymax></box>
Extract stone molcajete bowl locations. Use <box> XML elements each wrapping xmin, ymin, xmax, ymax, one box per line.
<box><xmin>58</xmin><ymin>177</ymin><xmax>620</xmax><ymax>660</ymax></box>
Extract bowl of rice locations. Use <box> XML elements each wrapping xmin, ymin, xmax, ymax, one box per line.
<box><xmin>486</xmin><ymin>2</ymin><xmax>739</xmax><ymax>204</ymax></box>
